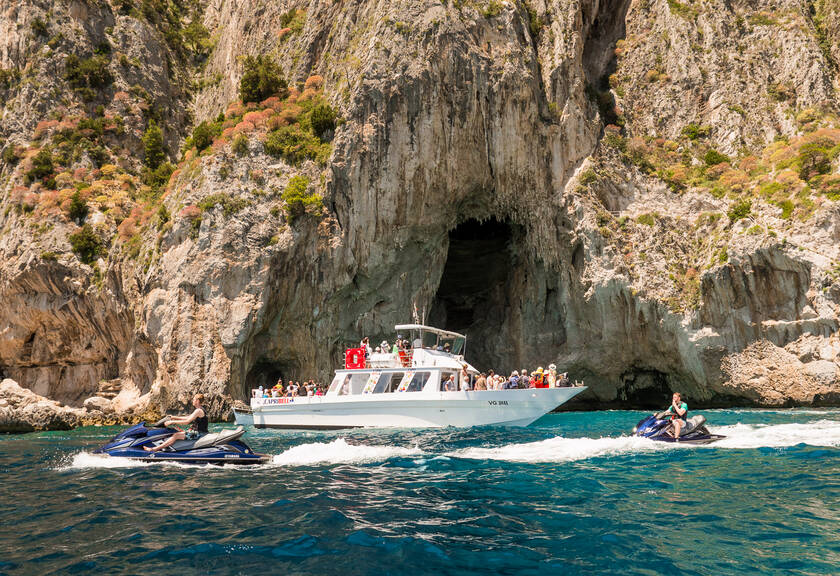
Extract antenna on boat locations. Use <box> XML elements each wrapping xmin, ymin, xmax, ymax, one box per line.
<box><xmin>412</xmin><ymin>300</ymin><xmax>420</xmax><ymax>324</ymax></box>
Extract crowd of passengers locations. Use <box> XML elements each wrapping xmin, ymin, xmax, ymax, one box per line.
<box><xmin>253</xmin><ymin>378</ymin><xmax>326</xmax><ymax>398</ymax></box>
<box><xmin>445</xmin><ymin>365</ymin><xmax>571</xmax><ymax>391</ymax></box>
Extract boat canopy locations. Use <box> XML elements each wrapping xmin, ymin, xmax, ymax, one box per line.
<box><xmin>394</xmin><ymin>324</ymin><xmax>466</xmax><ymax>356</ymax></box>
<box><xmin>394</xmin><ymin>324</ymin><xmax>465</xmax><ymax>339</ymax></box>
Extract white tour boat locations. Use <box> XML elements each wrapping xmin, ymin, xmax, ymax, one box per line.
<box><xmin>234</xmin><ymin>324</ymin><xmax>587</xmax><ymax>429</ymax></box>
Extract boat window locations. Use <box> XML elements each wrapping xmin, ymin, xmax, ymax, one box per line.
<box><xmin>373</xmin><ymin>372</ymin><xmax>404</xmax><ymax>394</ymax></box>
<box><xmin>347</xmin><ymin>373</ymin><xmax>370</xmax><ymax>395</ymax></box>
<box><xmin>328</xmin><ymin>374</ymin><xmax>344</xmax><ymax>394</ymax></box>
<box><xmin>362</xmin><ymin>372</ymin><xmax>381</xmax><ymax>394</ymax></box>
<box><xmin>399</xmin><ymin>371</ymin><xmax>430</xmax><ymax>392</ymax></box>
<box><xmin>422</xmin><ymin>331</ymin><xmax>438</xmax><ymax>349</ymax></box>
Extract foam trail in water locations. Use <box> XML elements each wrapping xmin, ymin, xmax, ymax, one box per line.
<box><xmin>271</xmin><ymin>438</ymin><xmax>425</xmax><ymax>466</ymax></box>
<box><xmin>61</xmin><ymin>452</ymin><xmax>153</xmax><ymax>470</ymax></box>
<box><xmin>60</xmin><ymin>452</ymin><xmax>202</xmax><ymax>471</ymax></box>
<box><xmin>711</xmin><ymin>419</ymin><xmax>840</xmax><ymax>449</ymax></box>
<box><xmin>449</xmin><ymin>435</ymin><xmax>669</xmax><ymax>463</ymax></box>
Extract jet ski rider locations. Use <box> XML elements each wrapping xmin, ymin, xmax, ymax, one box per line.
<box><xmin>665</xmin><ymin>392</ymin><xmax>688</xmax><ymax>440</ymax></box>
<box><xmin>144</xmin><ymin>394</ymin><xmax>208</xmax><ymax>452</ymax></box>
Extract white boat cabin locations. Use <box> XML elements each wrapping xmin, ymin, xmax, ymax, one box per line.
<box><xmin>328</xmin><ymin>324</ymin><xmax>478</xmax><ymax>396</ymax></box>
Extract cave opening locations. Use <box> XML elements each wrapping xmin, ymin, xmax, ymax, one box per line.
<box><xmin>428</xmin><ymin>218</ymin><xmax>520</xmax><ymax>372</ymax></box>
<box><xmin>245</xmin><ymin>358</ymin><xmax>296</xmax><ymax>391</ymax></box>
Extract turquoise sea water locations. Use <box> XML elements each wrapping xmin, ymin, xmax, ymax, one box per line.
<box><xmin>1</xmin><ymin>409</ymin><xmax>839</xmax><ymax>575</ymax></box>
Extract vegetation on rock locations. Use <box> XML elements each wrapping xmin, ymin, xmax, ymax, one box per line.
<box><xmin>281</xmin><ymin>175</ymin><xmax>321</xmax><ymax>221</ymax></box>
<box><xmin>239</xmin><ymin>55</ymin><xmax>288</xmax><ymax>104</ymax></box>
<box><xmin>68</xmin><ymin>224</ymin><xmax>104</xmax><ymax>265</ymax></box>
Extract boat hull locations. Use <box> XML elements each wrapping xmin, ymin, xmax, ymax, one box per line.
<box><xmin>235</xmin><ymin>387</ymin><xmax>587</xmax><ymax>429</ymax></box>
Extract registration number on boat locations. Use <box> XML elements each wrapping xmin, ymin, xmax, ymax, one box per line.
<box><xmin>487</xmin><ymin>400</ymin><xmax>508</xmax><ymax>405</ymax></box>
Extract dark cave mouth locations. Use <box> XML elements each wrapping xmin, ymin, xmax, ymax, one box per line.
<box><xmin>429</xmin><ymin>217</ymin><xmax>517</xmax><ymax>368</ymax></box>
<box><xmin>245</xmin><ymin>358</ymin><xmax>296</xmax><ymax>390</ymax></box>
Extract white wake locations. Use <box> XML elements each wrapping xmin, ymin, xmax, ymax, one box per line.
<box><xmin>448</xmin><ymin>434</ymin><xmax>670</xmax><ymax>463</ymax></box>
<box><xmin>59</xmin><ymin>452</ymin><xmax>197</xmax><ymax>470</ymax></box>
<box><xmin>711</xmin><ymin>419</ymin><xmax>840</xmax><ymax>449</ymax></box>
<box><xmin>271</xmin><ymin>437</ymin><xmax>426</xmax><ymax>466</ymax></box>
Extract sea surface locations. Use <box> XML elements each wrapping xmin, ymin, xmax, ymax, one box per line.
<box><xmin>1</xmin><ymin>409</ymin><xmax>839</xmax><ymax>575</ymax></box>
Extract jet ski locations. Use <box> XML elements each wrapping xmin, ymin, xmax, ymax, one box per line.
<box><xmin>94</xmin><ymin>420</ymin><xmax>270</xmax><ymax>465</ymax></box>
<box><xmin>632</xmin><ymin>412</ymin><xmax>725</xmax><ymax>444</ymax></box>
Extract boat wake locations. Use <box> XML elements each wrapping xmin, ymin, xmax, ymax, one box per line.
<box><xmin>710</xmin><ymin>419</ymin><xmax>840</xmax><ymax>449</ymax></box>
<box><xmin>448</xmin><ymin>435</ymin><xmax>666</xmax><ymax>463</ymax></box>
<box><xmin>59</xmin><ymin>452</ymin><xmax>199</xmax><ymax>470</ymax></box>
<box><xmin>271</xmin><ymin>438</ymin><xmax>426</xmax><ymax>466</ymax></box>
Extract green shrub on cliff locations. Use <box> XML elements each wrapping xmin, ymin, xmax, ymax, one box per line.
<box><xmin>67</xmin><ymin>191</ymin><xmax>89</xmax><ymax>223</ymax></box>
<box><xmin>191</xmin><ymin>121</ymin><xmax>216</xmax><ymax>152</ymax></box>
<box><xmin>64</xmin><ymin>54</ymin><xmax>112</xmax><ymax>101</ymax></box>
<box><xmin>309</xmin><ymin>102</ymin><xmax>337</xmax><ymax>140</ymax></box>
<box><xmin>281</xmin><ymin>175</ymin><xmax>321</xmax><ymax>221</ymax></box>
<box><xmin>25</xmin><ymin>148</ymin><xmax>54</xmax><ymax>186</ymax></box>
<box><xmin>232</xmin><ymin>134</ymin><xmax>249</xmax><ymax>155</ymax></box>
<box><xmin>239</xmin><ymin>55</ymin><xmax>288</xmax><ymax>103</ymax></box>
<box><xmin>142</xmin><ymin>120</ymin><xmax>165</xmax><ymax>169</ymax></box>
<box><xmin>264</xmin><ymin>125</ymin><xmax>330</xmax><ymax>165</ymax></box>
<box><xmin>797</xmin><ymin>139</ymin><xmax>835</xmax><ymax>181</ymax></box>
<box><xmin>727</xmin><ymin>199</ymin><xmax>751</xmax><ymax>223</ymax></box>
<box><xmin>198</xmin><ymin>193</ymin><xmax>249</xmax><ymax>217</ymax></box>
<box><xmin>703</xmin><ymin>149</ymin><xmax>729</xmax><ymax>166</ymax></box>
<box><xmin>69</xmin><ymin>224</ymin><xmax>104</xmax><ymax>265</ymax></box>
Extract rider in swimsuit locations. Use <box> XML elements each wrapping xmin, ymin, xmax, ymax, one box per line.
<box><xmin>145</xmin><ymin>394</ymin><xmax>208</xmax><ymax>452</ymax></box>
<box><xmin>665</xmin><ymin>392</ymin><xmax>688</xmax><ymax>440</ymax></box>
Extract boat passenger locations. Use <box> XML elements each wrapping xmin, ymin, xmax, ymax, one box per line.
<box><xmin>666</xmin><ymin>392</ymin><xmax>688</xmax><ymax>439</ymax></box>
<box><xmin>509</xmin><ymin>371</ymin><xmax>519</xmax><ymax>389</ymax></box>
<box><xmin>475</xmin><ymin>373</ymin><xmax>487</xmax><ymax>391</ymax></box>
<box><xmin>444</xmin><ymin>375</ymin><xmax>457</xmax><ymax>391</ymax></box>
<box><xmin>546</xmin><ymin>364</ymin><xmax>557</xmax><ymax>387</ymax></box>
<box><xmin>144</xmin><ymin>393</ymin><xmax>208</xmax><ymax>452</ymax></box>
<box><xmin>392</xmin><ymin>336</ymin><xmax>403</xmax><ymax>354</ymax></box>
<box><xmin>380</xmin><ymin>340</ymin><xmax>390</xmax><ymax>353</ymax></box>
<box><xmin>460</xmin><ymin>367</ymin><xmax>470</xmax><ymax>390</ymax></box>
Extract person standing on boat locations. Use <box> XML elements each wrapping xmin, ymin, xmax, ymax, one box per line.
<box><xmin>665</xmin><ymin>392</ymin><xmax>688</xmax><ymax>439</ymax></box>
<box><xmin>460</xmin><ymin>367</ymin><xmax>471</xmax><ymax>390</ymax></box>
<box><xmin>145</xmin><ymin>394</ymin><xmax>208</xmax><ymax>452</ymax></box>
<box><xmin>546</xmin><ymin>365</ymin><xmax>557</xmax><ymax>387</ymax></box>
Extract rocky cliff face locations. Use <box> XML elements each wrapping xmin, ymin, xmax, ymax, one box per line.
<box><xmin>0</xmin><ymin>0</ymin><xmax>839</xmax><ymax>429</ymax></box>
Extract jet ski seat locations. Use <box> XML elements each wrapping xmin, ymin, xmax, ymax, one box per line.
<box><xmin>680</xmin><ymin>415</ymin><xmax>706</xmax><ymax>435</ymax></box>
<box><xmin>169</xmin><ymin>426</ymin><xmax>246</xmax><ymax>451</ymax></box>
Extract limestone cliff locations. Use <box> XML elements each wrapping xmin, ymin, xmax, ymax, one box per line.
<box><xmin>0</xmin><ymin>0</ymin><xmax>839</xmax><ymax>429</ymax></box>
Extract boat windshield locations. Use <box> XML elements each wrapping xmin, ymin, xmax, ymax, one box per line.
<box><xmin>412</xmin><ymin>330</ymin><xmax>465</xmax><ymax>355</ymax></box>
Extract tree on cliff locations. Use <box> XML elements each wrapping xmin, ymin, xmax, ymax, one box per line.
<box><xmin>142</xmin><ymin>120</ymin><xmax>165</xmax><ymax>169</ymax></box>
<box><xmin>239</xmin><ymin>55</ymin><xmax>288</xmax><ymax>103</ymax></box>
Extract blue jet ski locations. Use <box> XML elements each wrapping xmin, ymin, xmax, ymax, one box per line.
<box><xmin>94</xmin><ymin>420</ymin><xmax>270</xmax><ymax>465</ymax></box>
<box><xmin>633</xmin><ymin>412</ymin><xmax>725</xmax><ymax>444</ymax></box>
